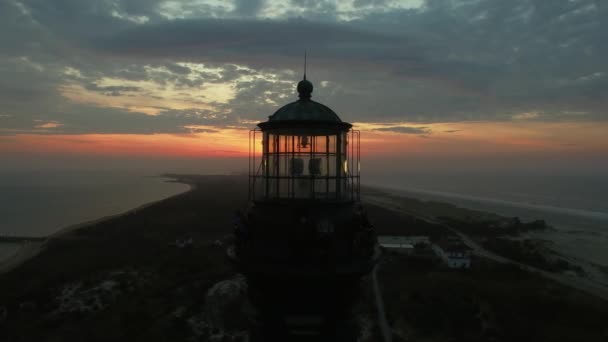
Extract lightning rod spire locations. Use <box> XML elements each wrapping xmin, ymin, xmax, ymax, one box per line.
<box><xmin>303</xmin><ymin>50</ymin><xmax>307</xmax><ymax>81</ymax></box>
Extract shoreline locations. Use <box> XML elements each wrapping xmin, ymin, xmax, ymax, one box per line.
<box><xmin>49</xmin><ymin>179</ymin><xmax>195</xmax><ymax>239</ymax></box>
<box><xmin>0</xmin><ymin>241</ymin><xmax>45</xmax><ymax>275</ymax></box>
<box><xmin>0</xmin><ymin>177</ymin><xmax>196</xmax><ymax>275</ymax></box>
<box><xmin>362</xmin><ymin>187</ymin><xmax>608</xmax><ymax>301</ymax></box>
<box><xmin>4</xmin><ymin>176</ymin><xmax>606</xmax><ymax>297</ymax></box>
<box><xmin>364</xmin><ymin>184</ymin><xmax>608</xmax><ymax>266</ymax></box>
<box><xmin>364</xmin><ymin>183</ymin><xmax>608</xmax><ymax>221</ymax></box>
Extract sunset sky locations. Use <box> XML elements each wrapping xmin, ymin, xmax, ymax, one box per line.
<box><xmin>1</xmin><ymin>0</ymin><xmax>607</xmax><ymax>174</ymax></box>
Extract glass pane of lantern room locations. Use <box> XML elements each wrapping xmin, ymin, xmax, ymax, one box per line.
<box><xmin>327</xmin><ymin>135</ymin><xmax>336</xmax><ymax>153</ymax></box>
<box><xmin>314</xmin><ymin>136</ymin><xmax>327</xmax><ymax>153</ymax></box>
<box><xmin>289</xmin><ymin>136</ymin><xmax>296</xmax><ymax>153</ymax></box>
<box><xmin>267</xmin><ymin>133</ymin><xmax>275</xmax><ymax>153</ymax></box>
<box><xmin>279</xmin><ymin>135</ymin><xmax>289</xmax><ymax>153</ymax></box>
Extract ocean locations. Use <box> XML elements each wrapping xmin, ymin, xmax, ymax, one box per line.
<box><xmin>0</xmin><ymin>169</ymin><xmax>189</xmax><ymax>237</ymax></box>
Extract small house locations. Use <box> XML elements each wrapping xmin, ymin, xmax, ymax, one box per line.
<box><xmin>432</xmin><ymin>240</ymin><xmax>472</xmax><ymax>269</ymax></box>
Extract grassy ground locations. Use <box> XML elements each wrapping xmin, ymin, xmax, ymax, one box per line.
<box><xmin>378</xmin><ymin>255</ymin><xmax>608</xmax><ymax>342</ymax></box>
<box><xmin>364</xmin><ymin>196</ymin><xmax>608</xmax><ymax>342</ymax></box>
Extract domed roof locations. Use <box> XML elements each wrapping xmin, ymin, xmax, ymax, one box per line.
<box><xmin>268</xmin><ymin>78</ymin><xmax>342</xmax><ymax>123</ymax></box>
<box><xmin>270</xmin><ymin>99</ymin><xmax>342</xmax><ymax>122</ymax></box>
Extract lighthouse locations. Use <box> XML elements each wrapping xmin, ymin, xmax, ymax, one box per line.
<box><xmin>231</xmin><ymin>73</ymin><xmax>378</xmax><ymax>341</ymax></box>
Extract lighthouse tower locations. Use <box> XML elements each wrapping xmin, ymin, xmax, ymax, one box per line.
<box><xmin>231</xmin><ymin>74</ymin><xmax>378</xmax><ymax>341</ymax></box>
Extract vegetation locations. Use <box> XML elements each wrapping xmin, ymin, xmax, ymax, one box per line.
<box><xmin>0</xmin><ymin>175</ymin><xmax>248</xmax><ymax>342</ymax></box>
<box><xmin>364</xmin><ymin>203</ymin><xmax>450</xmax><ymax>240</ymax></box>
<box><xmin>364</xmin><ymin>188</ymin><xmax>605</xmax><ymax>341</ymax></box>
<box><xmin>483</xmin><ymin>238</ymin><xmax>585</xmax><ymax>275</ymax></box>
<box><xmin>0</xmin><ymin>176</ymin><xmax>604</xmax><ymax>341</ymax></box>
<box><xmin>440</xmin><ymin>216</ymin><xmax>549</xmax><ymax>238</ymax></box>
<box><xmin>379</xmin><ymin>255</ymin><xmax>608</xmax><ymax>342</ymax></box>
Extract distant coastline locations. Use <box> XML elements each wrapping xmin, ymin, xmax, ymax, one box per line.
<box><xmin>49</xmin><ymin>177</ymin><xmax>195</xmax><ymax>239</ymax></box>
<box><xmin>0</xmin><ymin>175</ymin><xmax>195</xmax><ymax>274</ymax></box>
<box><xmin>362</xmin><ymin>185</ymin><xmax>608</xmax><ymax>300</ymax></box>
<box><xmin>0</xmin><ymin>172</ymin><xmax>191</xmax><ymax>238</ymax></box>
<box><xmin>364</xmin><ymin>183</ymin><xmax>608</xmax><ymax>268</ymax></box>
<box><xmin>365</xmin><ymin>183</ymin><xmax>608</xmax><ymax>221</ymax></box>
<box><xmin>3</xmin><ymin>174</ymin><xmax>606</xmax><ymax>292</ymax></box>
<box><xmin>0</xmin><ymin>241</ymin><xmax>45</xmax><ymax>275</ymax></box>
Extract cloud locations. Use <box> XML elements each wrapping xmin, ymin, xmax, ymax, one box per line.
<box><xmin>84</xmin><ymin>83</ymin><xmax>142</xmax><ymax>96</ymax></box>
<box><xmin>91</xmin><ymin>18</ymin><xmax>415</xmax><ymax>69</ymax></box>
<box><xmin>353</xmin><ymin>0</ymin><xmax>389</xmax><ymax>8</ymax></box>
<box><xmin>0</xmin><ymin>0</ymin><xmax>606</xmax><ymax>137</ymax></box>
<box><xmin>184</xmin><ymin>125</ymin><xmax>220</xmax><ymax>134</ymax></box>
<box><xmin>233</xmin><ymin>0</ymin><xmax>265</xmax><ymax>16</ymax></box>
<box><xmin>372</xmin><ymin>126</ymin><xmax>430</xmax><ymax>134</ymax></box>
<box><xmin>34</xmin><ymin>121</ymin><xmax>63</xmax><ymax>129</ymax></box>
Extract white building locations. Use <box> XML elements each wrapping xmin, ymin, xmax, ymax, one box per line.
<box><xmin>378</xmin><ymin>236</ymin><xmax>429</xmax><ymax>255</ymax></box>
<box><xmin>432</xmin><ymin>241</ymin><xmax>472</xmax><ymax>269</ymax></box>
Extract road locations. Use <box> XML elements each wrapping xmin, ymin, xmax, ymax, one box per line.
<box><xmin>364</xmin><ymin>194</ymin><xmax>608</xmax><ymax>302</ymax></box>
<box><xmin>371</xmin><ymin>263</ymin><xmax>392</xmax><ymax>342</ymax></box>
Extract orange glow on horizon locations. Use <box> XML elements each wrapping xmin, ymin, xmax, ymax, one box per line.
<box><xmin>356</xmin><ymin>121</ymin><xmax>608</xmax><ymax>158</ymax></box>
<box><xmin>1</xmin><ymin>121</ymin><xmax>607</xmax><ymax>160</ymax></box>
<box><xmin>0</xmin><ymin>129</ymin><xmax>249</xmax><ymax>158</ymax></box>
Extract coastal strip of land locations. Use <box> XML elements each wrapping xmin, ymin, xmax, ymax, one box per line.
<box><xmin>0</xmin><ymin>175</ymin><xmax>606</xmax><ymax>342</ymax></box>
<box><xmin>362</xmin><ymin>187</ymin><xmax>608</xmax><ymax>301</ymax></box>
<box><xmin>361</xmin><ymin>187</ymin><xmax>608</xmax><ymax>341</ymax></box>
<box><xmin>0</xmin><ymin>175</ymin><xmax>249</xmax><ymax>342</ymax></box>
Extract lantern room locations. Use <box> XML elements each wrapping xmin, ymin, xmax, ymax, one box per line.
<box><xmin>249</xmin><ymin>78</ymin><xmax>360</xmax><ymax>202</ymax></box>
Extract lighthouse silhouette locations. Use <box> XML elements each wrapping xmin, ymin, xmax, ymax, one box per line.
<box><xmin>230</xmin><ymin>60</ymin><xmax>379</xmax><ymax>341</ymax></box>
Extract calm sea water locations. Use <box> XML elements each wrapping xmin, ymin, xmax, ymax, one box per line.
<box><xmin>366</xmin><ymin>170</ymin><xmax>608</xmax><ymax>214</ymax></box>
<box><xmin>0</xmin><ymin>170</ymin><xmax>189</xmax><ymax>237</ymax></box>
<box><xmin>365</xmin><ymin>170</ymin><xmax>608</xmax><ymax>266</ymax></box>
